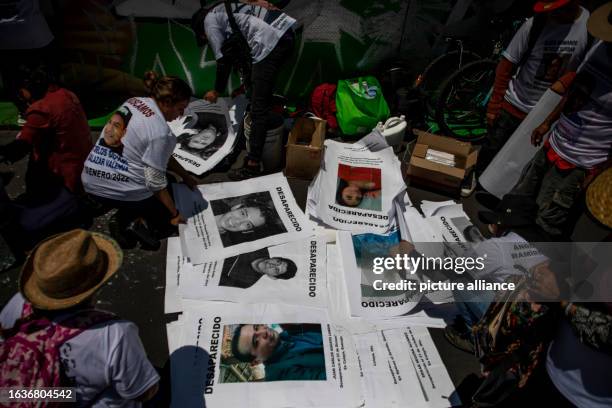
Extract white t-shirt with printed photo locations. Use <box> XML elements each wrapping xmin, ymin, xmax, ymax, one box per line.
<box><xmin>81</xmin><ymin>97</ymin><xmax>176</xmax><ymax>202</ymax></box>
<box><xmin>0</xmin><ymin>294</ymin><xmax>159</xmax><ymax>408</ymax></box>
<box><xmin>472</xmin><ymin>232</ymin><xmax>548</xmax><ymax>282</ymax></box>
<box><xmin>549</xmin><ymin>40</ymin><xmax>612</xmax><ymax>169</ymax></box>
<box><xmin>204</xmin><ymin>3</ymin><xmax>295</xmax><ymax>64</ymax></box>
<box><xmin>503</xmin><ymin>8</ymin><xmax>590</xmax><ymax>113</ymax></box>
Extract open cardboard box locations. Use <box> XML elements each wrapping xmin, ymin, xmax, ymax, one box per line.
<box><xmin>285</xmin><ymin>117</ymin><xmax>326</xmax><ymax>180</ymax></box>
<box><xmin>406</xmin><ymin>129</ymin><xmax>479</xmax><ymax>194</ymax></box>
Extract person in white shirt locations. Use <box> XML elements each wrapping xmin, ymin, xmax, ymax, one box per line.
<box><xmin>82</xmin><ymin>73</ymin><xmax>198</xmax><ymax>248</ymax></box>
<box><xmin>192</xmin><ymin>0</ymin><xmax>296</xmax><ymax>180</ymax></box>
<box><xmin>478</xmin><ymin>0</ymin><xmax>590</xmax><ymax>172</ymax></box>
<box><xmin>0</xmin><ymin>230</ymin><xmax>159</xmax><ymax>407</ymax></box>
<box><xmin>499</xmin><ymin>5</ymin><xmax>612</xmax><ymax>238</ymax></box>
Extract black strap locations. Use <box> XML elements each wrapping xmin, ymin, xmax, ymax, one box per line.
<box><xmin>224</xmin><ymin>1</ymin><xmax>242</xmax><ymax>35</ymax></box>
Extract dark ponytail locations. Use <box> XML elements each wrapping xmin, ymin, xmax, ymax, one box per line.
<box><xmin>143</xmin><ymin>71</ymin><xmax>192</xmax><ymax>105</ymax></box>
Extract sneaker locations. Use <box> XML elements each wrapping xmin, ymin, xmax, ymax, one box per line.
<box><xmin>17</xmin><ymin>115</ymin><xmax>26</xmax><ymax>127</ymax></box>
<box><xmin>460</xmin><ymin>171</ymin><xmax>477</xmax><ymax>197</ymax></box>
<box><xmin>444</xmin><ymin>324</ymin><xmax>475</xmax><ymax>354</ymax></box>
<box><xmin>228</xmin><ymin>163</ymin><xmax>262</xmax><ymax>181</ymax></box>
<box><xmin>475</xmin><ymin>192</ymin><xmax>501</xmax><ymax>210</ymax></box>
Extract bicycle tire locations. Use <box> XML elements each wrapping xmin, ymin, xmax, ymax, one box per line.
<box><xmin>417</xmin><ymin>50</ymin><xmax>482</xmax><ymax>117</ymax></box>
<box><xmin>435</xmin><ymin>59</ymin><xmax>498</xmax><ymax>142</ymax></box>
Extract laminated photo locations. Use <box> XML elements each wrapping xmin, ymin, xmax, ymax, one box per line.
<box><xmin>179</xmin><ymin>238</ymin><xmax>327</xmax><ymax>308</ymax></box>
<box><xmin>174</xmin><ymin>173</ymin><xmax>314</xmax><ymax>265</ymax></box>
<box><xmin>169</xmin><ymin>98</ymin><xmax>237</xmax><ymax>175</ymax></box>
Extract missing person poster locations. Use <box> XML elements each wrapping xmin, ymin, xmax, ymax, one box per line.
<box><xmin>307</xmin><ymin>130</ymin><xmax>406</xmax><ymax>234</ymax></box>
<box><xmin>172</xmin><ymin>301</ymin><xmax>363</xmax><ymax>408</ymax></box>
<box><xmin>337</xmin><ymin>231</ymin><xmax>422</xmax><ymax>319</ymax></box>
<box><xmin>174</xmin><ymin>173</ymin><xmax>314</xmax><ymax>265</ymax></box>
<box><xmin>168</xmin><ymin>98</ymin><xmax>237</xmax><ymax>175</ymax></box>
<box><xmin>178</xmin><ymin>238</ymin><xmax>327</xmax><ymax>308</ymax></box>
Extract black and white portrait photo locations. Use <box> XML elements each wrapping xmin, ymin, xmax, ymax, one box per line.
<box><xmin>211</xmin><ymin>191</ymin><xmax>287</xmax><ymax>247</ymax></box>
<box><xmin>219</xmin><ymin>248</ymin><xmax>298</xmax><ymax>289</ymax></box>
<box><xmin>176</xmin><ymin>110</ymin><xmax>229</xmax><ymax>160</ymax></box>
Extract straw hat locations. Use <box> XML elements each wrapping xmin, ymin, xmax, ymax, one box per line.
<box><xmin>587</xmin><ymin>2</ymin><xmax>612</xmax><ymax>42</ymax></box>
<box><xmin>586</xmin><ymin>168</ymin><xmax>612</xmax><ymax>229</ymax></box>
<box><xmin>20</xmin><ymin>229</ymin><xmax>123</xmax><ymax>310</ymax></box>
<box><xmin>534</xmin><ymin>0</ymin><xmax>572</xmax><ymax>13</ymax></box>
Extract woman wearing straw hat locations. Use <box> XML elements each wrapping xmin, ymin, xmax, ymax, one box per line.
<box><xmin>0</xmin><ymin>230</ymin><xmax>160</xmax><ymax>405</ymax></box>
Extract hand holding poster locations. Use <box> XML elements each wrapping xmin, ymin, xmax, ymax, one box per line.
<box><xmin>179</xmin><ymin>238</ymin><xmax>327</xmax><ymax>308</ymax></box>
<box><xmin>174</xmin><ymin>173</ymin><xmax>314</xmax><ymax>265</ymax></box>
<box><xmin>169</xmin><ymin>98</ymin><xmax>237</xmax><ymax>175</ymax></box>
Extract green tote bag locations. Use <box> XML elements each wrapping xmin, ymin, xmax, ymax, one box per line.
<box><xmin>335</xmin><ymin>76</ymin><xmax>390</xmax><ymax>136</ymax></box>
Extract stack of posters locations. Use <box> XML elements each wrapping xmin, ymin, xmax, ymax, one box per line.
<box><xmin>168</xmin><ymin>98</ymin><xmax>238</xmax><ymax>175</ymax></box>
<box><xmin>307</xmin><ymin>130</ymin><xmax>407</xmax><ymax>234</ymax></box>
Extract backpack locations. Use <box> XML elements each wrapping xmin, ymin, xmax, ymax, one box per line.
<box><xmin>310</xmin><ymin>83</ymin><xmax>338</xmax><ymax>131</ymax></box>
<box><xmin>0</xmin><ymin>304</ymin><xmax>116</xmax><ymax>406</ymax></box>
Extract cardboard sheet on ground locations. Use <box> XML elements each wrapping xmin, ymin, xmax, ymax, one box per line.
<box><xmin>165</xmin><ymin>237</ymin><xmax>188</xmax><ymax>314</ymax></box>
<box><xmin>355</xmin><ymin>327</ymin><xmax>460</xmax><ymax>408</ymax></box>
<box><xmin>171</xmin><ymin>300</ymin><xmax>363</xmax><ymax>408</ymax></box>
<box><xmin>179</xmin><ymin>238</ymin><xmax>327</xmax><ymax>308</ymax></box>
<box><xmin>479</xmin><ymin>89</ymin><xmax>562</xmax><ymax>198</ymax></box>
<box><xmin>307</xmin><ymin>130</ymin><xmax>406</xmax><ymax>234</ymax></box>
<box><xmin>168</xmin><ymin>98</ymin><xmax>237</xmax><ymax>176</ymax></box>
<box><xmin>174</xmin><ymin>173</ymin><xmax>314</xmax><ymax>265</ymax></box>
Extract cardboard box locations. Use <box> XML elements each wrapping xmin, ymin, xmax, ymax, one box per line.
<box><xmin>285</xmin><ymin>117</ymin><xmax>326</xmax><ymax>179</ymax></box>
<box><xmin>406</xmin><ymin>129</ymin><xmax>478</xmax><ymax>193</ymax></box>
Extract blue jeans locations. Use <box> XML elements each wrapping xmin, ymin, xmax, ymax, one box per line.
<box><xmin>453</xmin><ymin>288</ymin><xmax>495</xmax><ymax>331</ymax></box>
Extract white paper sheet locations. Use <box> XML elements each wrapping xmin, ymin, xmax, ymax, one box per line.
<box><xmin>479</xmin><ymin>88</ymin><xmax>562</xmax><ymax>198</ymax></box>
<box><xmin>179</xmin><ymin>238</ymin><xmax>327</xmax><ymax>308</ymax></box>
<box><xmin>165</xmin><ymin>237</ymin><xmax>189</xmax><ymax>314</ymax></box>
<box><xmin>174</xmin><ymin>173</ymin><xmax>315</xmax><ymax>265</ymax></box>
<box><xmin>173</xmin><ymin>300</ymin><xmax>364</xmax><ymax>408</ymax></box>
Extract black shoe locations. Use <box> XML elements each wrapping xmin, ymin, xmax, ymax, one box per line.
<box><xmin>228</xmin><ymin>163</ymin><xmax>262</xmax><ymax>181</ymax></box>
<box><xmin>444</xmin><ymin>324</ymin><xmax>475</xmax><ymax>354</ymax></box>
<box><xmin>126</xmin><ymin>219</ymin><xmax>161</xmax><ymax>251</ymax></box>
<box><xmin>108</xmin><ymin>214</ymin><xmax>137</xmax><ymax>250</ymax></box>
<box><xmin>475</xmin><ymin>192</ymin><xmax>501</xmax><ymax>210</ymax></box>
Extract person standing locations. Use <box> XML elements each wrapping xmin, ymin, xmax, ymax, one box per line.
<box><xmin>478</xmin><ymin>0</ymin><xmax>590</xmax><ymax>175</ymax></box>
<box><xmin>192</xmin><ymin>0</ymin><xmax>296</xmax><ymax>180</ymax></box>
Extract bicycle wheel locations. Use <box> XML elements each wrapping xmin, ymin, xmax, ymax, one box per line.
<box><xmin>435</xmin><ymin>59</ymin><xmax>497</xmax><ymax>142</ymax></box>
<box><xmin>417</xmin><ymin>50</ymin><xmax>482</xmax><ymax>118</ymax></box>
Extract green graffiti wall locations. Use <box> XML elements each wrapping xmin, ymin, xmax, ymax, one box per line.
<box><xmin>2</xmin><ymin>0</ymin><xmax>480</xmax><ymax>121</ymax></box>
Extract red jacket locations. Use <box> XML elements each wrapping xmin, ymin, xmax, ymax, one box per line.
<box><xmin>17</xmin><ymin>87</ymin><xmax>92</xmax><ymax>193</ymax></box>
